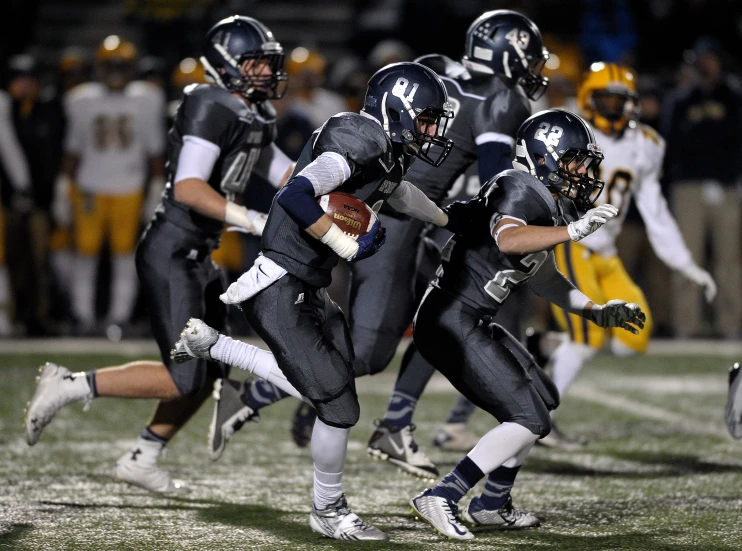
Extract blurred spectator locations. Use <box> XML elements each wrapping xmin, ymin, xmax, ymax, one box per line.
<box><xmin>531</xmin><ymin>35</ymin><xmax>583</xmax><ymax>112</ymax></box>
<box><xmin>663</xmin><ymin>37</ymin><xmax>742</xmax><ymax>339</ymax></box>
<box><xmin>367</xmin><ymin>39</ymin><xmax>414</xmax><ymax>73</ymax></box>
<box><xmin>137</xmin><ymin>55</ymin><xmax>168</xmax><ymax>90</ymax></box>
<box><xmin>57</xmin><ymin>47</ymin><xmax>92</xmax><ymax>94</ymax></box>
<box><xmin>55</xmin><ymin>35</ymin><xmax>166</xmax><ymax>336</ymax></box>
<box><xmin>167</xmin><ymin>56</ymin><xmax>205</xmax><ymax>119</ymax></box>
<box><xmin>5</xmin><ymin>54</ymin><xmax>65</xmax><ymax>336</ymax></box>
<box><xmin>326</xmin><ymin>55</ymin><xmax>370</xmax><ymax>113</ymax></box>
<box><xmin>0</xmin><ymin>82</ymin><xmax>32</xmax><ymax>336</ymax></box>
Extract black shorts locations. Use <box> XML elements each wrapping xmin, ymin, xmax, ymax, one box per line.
<box><xmin>136</xmin><ymin>217</ymin><xmax>230</xmax><ymax>396</ymax></box>
<box><xmin>242</xmin><ymin>273</ymin><xmax>359</xmax><ymax>427</ymax></box>
<box><xmin>413</xmin><ymin>287</ymin><xmax>558</xmax><ymax>436</ymax></box>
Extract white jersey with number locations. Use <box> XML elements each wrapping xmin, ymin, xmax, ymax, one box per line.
<box><xmin>64</xmin><ymin>81</ymin><xmax>166</xmax><ymax>195</ymax></box>
<box><xmin>579</xmin><ymin>122</ymin><xmax>693</xmax><ymax>270</ymax></box>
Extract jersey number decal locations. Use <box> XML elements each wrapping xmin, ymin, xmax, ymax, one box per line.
<box><xmin>483</xmin><ymin>251</ymin><xmax>548</xmax><ymax>303</ymax></box>
<box><xmin>392</xmin><ymin>78</ymin><xmax>419</xmax><ymax>103</ymax></box>
<box><xmin>93</xmin><ymin>115</ymin><xmax>133</xmax><ymax>150</ymax></box>
<box><xmin>534</xmin><ymin>122</ymin><xmax>563</xmax><ymax>148</ymax></box>
<box><xmin>221</xmin><ymin>149</ymin><xmax>261</xmax><ymax>195</ymax></box>
<box><xmin>601</xmin><ymin>169</ymin><xmax>634</xmax><ymax>210</ymax></box>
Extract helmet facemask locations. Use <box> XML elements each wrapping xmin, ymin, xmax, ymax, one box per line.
<box><xmin>590</xmin><ymin>89</ymin><xmax>638</xmax><ymax>134</ymax></box>
<box><xmin>401</xmin><ymin>105</ymin><xmax>454</xmax><ymax>166</ymax></box>
<box><xmin>518</xmin><ymin>47</ymin><xmax>550</xmax><ymax>100</ymax></box>
<box><xmin>549</xmin><ymin>146</ymin><xmax>605</xmax><ymax>211</ymax></box>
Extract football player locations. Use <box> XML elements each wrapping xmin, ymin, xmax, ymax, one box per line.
<box><xmin>234</xmin><ymin>9</ymin><xmax>552</xmax><ymax>474</ymax></box>
<box><xmin>25</xmin><ymin>16</ymin><xmax>296</xmax><ymax>493</ymax></box>
<box><xmin>409</xmin><ymin>108</ymin><xmax>645</xmax><ymax>539</ymax></box>
<box><xmin>55</xmin><ymin>35</ymin><xmax>166</xmax><ymax>335</ymax></box>
<box><xmin>173</xmin><ymin>61</ymin><xmax>472</xmax><ymax>540</ymax></box>
<box><xmin>540</xmin><ymin>63</ymin><xmax>716</xmax><ymax>448</ymax></box>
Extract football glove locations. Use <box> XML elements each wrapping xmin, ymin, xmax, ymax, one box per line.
<box><xmin>442</xmin><ymin>198</ymin><xmax>486</xmax><ymax>236</ymax></box>
<box><xmin>589</xmin><ymin>299</ymin><xmax>646</xmax><ymax>334</ymax></box>
<box><xmin>350</xmin><ymin>219</ymin><xmax>386</xmax><ymax>262</ymax></box>
<box><xmin>567</xmin><ymin>204</ymin><xmax>619</xmax><ymax>242</ymax></box>
<box><xmin>680</xmin><ymin>263</ymin><xmax>717</xmax><ymax>303</ymax></box>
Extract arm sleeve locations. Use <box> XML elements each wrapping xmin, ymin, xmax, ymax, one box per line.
<box><xmin>634</xmin><ymin>137</ymin><xmax>694</xmax><ymax>270</ymax></box>
<box><xmin>252</xmin><ymin>143</ymin><xmax>295</xmax><ymax>188</ymax></box>
<box><xmin>297</xmin><ymin>151</ymin><xmax>351</xmax><ymax>195</ymax></box>
<box><xmin>526</xmin><ymin>252</ymin><xmax>592</xmax><ymax>314</ymax></box>
<box><xmin>174</xmin><ymin>135</ymin><xmax>221</xmax><ymax>183</ymax></box>
<box><xmin>275</xmin><ymin>175</ymin><xmax>326</xmax><ymax>229</ymax></box>
<box><xmin>387</xmin><ymin>180</ymin><xmax>446</xmax><ymax>224</ymax></box>
<box><xmin>0</xmin><ymin>92</ymin><xmax>31</xmax><ymax>191</ymax></box>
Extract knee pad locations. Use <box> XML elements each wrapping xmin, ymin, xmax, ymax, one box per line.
<box><xmin>314</xmin><ymin>385</ymin><xmax>360</xmax><ymax>429</ymax></box>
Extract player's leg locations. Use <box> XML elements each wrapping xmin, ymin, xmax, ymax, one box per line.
<box><xmin>433</xmin><ymin>288</ymin><xmax>526</xmax><ymax>451</ymax></box>
<box><xmin>410</xmin><ymin>290</ymin><xmax>550</xmax><ymax>538</ymax></box>
<box><xmin>70</xmin><ymin>187</ymin><xmax>105</xmax><ymax>333</ymax></box>
<box><xmin>243</xmin><ymin>275</ymin><xmax>386</xmax><ymax>540</ymax></box>
<box><xmin>0</xmin><ymin>207</ymin><xmax>11</xmax><ymax>335</ymax></box>
<box><xmin>106</xmin><ymin>190</ymin><xmax>143</xmax><ymax>330</ymax></box>
<box><xmin>544</xmin><ymin>241</ymin><xmax>605</xmax><ymax>448</ymax></box>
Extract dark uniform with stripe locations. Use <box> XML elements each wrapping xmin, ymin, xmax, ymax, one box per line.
<box><xmin>413</xmin><ymin>170</ymin><xmax>562</xmax><ymax>436</ymax></box>
<box><xmin>243</xmin><ymin>113</ymin><xmax>409</xmax><ymax>428</ymax></box>
<box><xmin>349</xmin><ymin>54</ymin><xmax>532</xmax><ymax>378</ymax></box>
<box><xmin>136</xmin><ymin>83</ymin><xmax>277</xmax><ymax>396</ymax></box>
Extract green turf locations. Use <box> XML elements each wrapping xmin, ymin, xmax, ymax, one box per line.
<box><xmin>1</xmin><ymin>352</ymin><xmax>741</xmax><ymax>550</ymax></box>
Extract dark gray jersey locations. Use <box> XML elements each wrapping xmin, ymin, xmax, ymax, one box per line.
<box><xmin>263</xmin><ymin>113</ymin><xmax>407</xmax><ymax>287</ymax></box>
<box><xmin>434</xmin><ymin>170</ymin><xmax>561</xmax><ymax>315</ymax></box>
<box><xmin>161</xmin><ymin>84</ymin><xmax>277</xmax><ymax>237</ymax></box>
<box><xmin>406</xmin><ymin>55</ymin><xmax>532</xmax><ymax>205</ymax></box>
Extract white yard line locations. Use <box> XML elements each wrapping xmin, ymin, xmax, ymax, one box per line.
<box><xmin>570</xmin><ymin>383</ymin><xmax>730</xmax><ymax>438</ymax></box>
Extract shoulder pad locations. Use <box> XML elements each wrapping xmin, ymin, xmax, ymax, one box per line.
<box><xmin>184</xmin><ymin>84</ymin><xmax>248</xmax><ymax>118</ymax></box>
<box><xmin>636</xmin><ymin>122</ymin><xmax>664</xmax><ymax>147</ymax></box>
<box><xmin>314</xmin><ymin>113</ymin><xmax>391</xmax><ymax>166</ymax></box>
<box><xmin>66</xmin><ymin>82</ymin><xmax>104</xmax><ymax>101</ymax></box>
<box><xmin>487</xmin><ymin>169</ymin><xmax>558</xmax><ymax>218</ymax></box>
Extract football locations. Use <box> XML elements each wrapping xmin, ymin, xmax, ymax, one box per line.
<box><xmin>318</xmin><ymin>192</ymin><xmax>377</xmax><ymax>239</ymax></box>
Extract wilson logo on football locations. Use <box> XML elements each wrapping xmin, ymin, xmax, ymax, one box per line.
<box><xmin>333</xmin><ymin>213</ymin><xmax>362</xmax><ymax>231</ymax></box>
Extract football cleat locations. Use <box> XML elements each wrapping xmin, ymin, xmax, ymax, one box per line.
<box><xmin>209</xmin><ymin>379</ymin><xmax>258</xmax><ymax>461</ymax></box>
<box><xmin>171</xmin><ymin>318</ymin><xmax>219</xmax><ymax>363</ymax></box>
<box><xmin>367</xmin><ymin>420</ymin><xmax>439</xmax><ymax>479</ymax></box>
<box><xmin>725</xmin><ymin>362</ymin><xmax>742</xmax><ymax>439</ymax></box>
<box><xmin>290</xmin><ymin>401</ymin><xmax>317</xmax><ymax>448</ymax></box>
<box><xmin>433</xmin><ymin>423</ymin><xmax>480</xmax><ymax>452</ymax></box>
<box><xmin>112</xmin><ymin>439</ymin><xmax>190</xmax><ymax>494</ymax></box>
<box><xmin>25</xmin><ymin>362</ymin><xmax>92</xmax><ymax>446</ymax></box>
<box><xmin>535</xmin><ymin>422</ymin><xmax>587</xmax><ymax>450</ymax></box>
<box><xmin>410</xmin><ymin>489</ymin><xmax>474</xmax><ymax>540</ymax></box>
<box><xmin>463</xmin><ymin>495</ymin><xmax>540</xmax><ymax>529</ymax></box>
<box><xmin>310</xmin><ymin>494</ymin><xmax>388</xmax><ymax>541</ymax></box>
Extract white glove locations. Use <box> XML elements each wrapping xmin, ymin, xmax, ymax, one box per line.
<box><xmin>567</xmin><ymin>204</ymin><xmax>619</xmax><ymax>241</ymax></box>
<box><xmin>141</xmin><ymin>175</ymin><xmax>166</xmax><ymax>225</ymax></box>
<box><xmin>680</xmin><ymin>263</ymin><xmax>717</xmax><ymax>303</ymax></box>
<box><xmin>224</xmin><ymin>202</ymin><xmax>268</xmax><ymax>236</ymax></box>
<box><xmin>52</xmin><ymin>174</ymin><xmax>73</xmax><ymax>227</ymax></box>
<box><xmin>589</xmin><ymin>299</ymin><xmax>646</xmax><ymax>334</ymax></box>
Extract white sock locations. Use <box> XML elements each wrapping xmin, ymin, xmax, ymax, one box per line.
<box><xmin>72</xmin><ymin>255</ymin><xmax>97</xmax><ymax>324</ymax></box>
<box><xmin>467</xmin><ymin>422</ymin><xmax>539</xmax><ymax>474</ymax></box>
<box><xmin>550</xmin><ymin>340</ymin><xmax>596</xmax><ymax>398</ymax></box>
<box><xmin>311</xmin><ymin>419</ymin><xmax>349</xmax><ymax>509</ymax></box>
<box><xmin>210</xmin><ymin>334</ymin><xmax>306</xmax><ymax>402</ymax></box>
<box><xmin>109</xmin><ymin>253</ymin><xmax>138</xmax><ymax>324</ymax></box>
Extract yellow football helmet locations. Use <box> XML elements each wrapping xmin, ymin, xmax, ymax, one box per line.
<box><xmin>171</xmin><ymin>57</ymin><xmax>206</xmax><ymax>90</ymax></box>
<box><xmin>577</xmin><ymin>62</ymin><xmax>638</xmax><ymax>135</ymax></box>
<box><xmin>96</xmin><ymin>35</ymin><xmax>137</xmax><ymax>90</ymax></box>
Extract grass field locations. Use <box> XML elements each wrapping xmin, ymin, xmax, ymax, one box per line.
<box><xmin>1</xmin><ymin>344</ymin><xmax>742</xmax><ymax>550</ymax></box>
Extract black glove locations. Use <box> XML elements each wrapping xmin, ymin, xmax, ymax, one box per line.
<box><xmin>350</xmin><ymin>219</ymin><xmax>387</xmax><ymax>262</ymax></box>
<box><xmin>442</xmin><ymin>197</ymin><xmax>486</xmax><ymax>236</ymax></box>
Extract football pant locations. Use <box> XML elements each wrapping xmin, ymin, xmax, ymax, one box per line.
<box><xmin>72</xmin><ymin>187</ymin><xmax>143</xmax><ymax>256</ymax></box>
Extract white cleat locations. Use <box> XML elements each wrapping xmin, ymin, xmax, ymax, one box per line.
<box><xmin>433</xmin><ymin>423</ymin><xmax>480</xmax><ymax>452</ymax></box>
<box><xmin>25</xmin><ymin>362</ymin><xmax>92</xmax><ymax>446</ymax></box>
<box><xmin>410</xmin><ymin>489</ymin><xmax>474</xmax><ymax>540</ymax></box>
<box><xmin>309</xmin><ymin>495</ymin><xmax>388</xmax><ymax>541</ymax></box>
<box><xmin>112</xmin><ymin>439</ymin><xmax>190</xmax><ymax>494</ymax></box>
<box><xmin>171</xmin><ymin>318</ymin><xmax>219</xmax><ymax>363</ymax></box>
<box><xmin>367</xmin><ymin>420</ymin><xmax>439</xmax><ymax>479</ymax></box>
<box><xmin>462</xmin><ymin>495</ymin><xmax>540</xmax><ymax>529</ymax></box>
<box><xmin>208</xmin><ymin>379</ymin><xmax>258</xmax><ymax>461</ymax></box>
